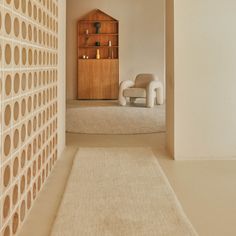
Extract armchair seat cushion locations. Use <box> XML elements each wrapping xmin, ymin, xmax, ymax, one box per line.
<box><xmin>123</xmin><ymin>88</ymin><xmax>146</xmax><ymax>98</ymax></box>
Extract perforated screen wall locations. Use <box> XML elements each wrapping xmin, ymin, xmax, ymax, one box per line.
<box><xmin>0</xmin><ymin>0</ymin><xmax>58</xmax><ymax>235</ymax></box>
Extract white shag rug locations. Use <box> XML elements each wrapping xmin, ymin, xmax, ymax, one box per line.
<box><xmin>66</xmin><ymin>105</ymin><xmax>165</xmax><ymax>134</ymax></box>
<box><xmin>51</xmin><ymin>148</ymin><xmax>198</xmax><ymax>236</ymax></box>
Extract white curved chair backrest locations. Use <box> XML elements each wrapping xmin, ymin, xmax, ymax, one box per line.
<box><xmin>134</xmin><ymin>74</ymin><xmax>158</xmax><ymax>88</ymax></box>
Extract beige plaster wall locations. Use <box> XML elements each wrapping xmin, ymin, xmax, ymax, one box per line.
<box><xmin>66</xmin><ymin>0</ymin><xmax>165</xmax><ymax>100</ymax></box>
<box><xmin>170</xmin><ymin>0</ymin><xmax>236</xmax><ymax>159</ymax></box>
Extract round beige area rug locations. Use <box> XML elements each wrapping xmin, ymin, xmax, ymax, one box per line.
<box><xmin>66</xmin><ymin>105</ymin><xmax>165</xmax><ymax>134</ymax></box>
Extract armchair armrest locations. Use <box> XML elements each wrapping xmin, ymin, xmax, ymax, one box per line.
<box><xmin>119</xmin><ymin>80</ymin><xmax>135</xmax><ymax>106</ymax></box>
<box><xmin>146</xmin><ymin>80</ymin><xmax>164</xmax><ymax>107</ymax></box>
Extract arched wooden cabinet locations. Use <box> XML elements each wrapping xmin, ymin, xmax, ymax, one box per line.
<box><xmin>77</xmin><ymin>9</ymin><xmax>119</xmax><ymax>99</ymax></box>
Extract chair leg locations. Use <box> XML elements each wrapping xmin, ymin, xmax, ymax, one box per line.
<box><xmin>130</xmin><ymin>98</ymin><xmax>136</xmax><ymax>104</ymax></box>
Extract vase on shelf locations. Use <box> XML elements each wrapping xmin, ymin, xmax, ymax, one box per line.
<box><xmin>96</xmin><ymin>49</ymin><xmax>100</xmax><ymax>59</ymax></box>
<box><xmin>94</xmin><ymin>22</ymin><xmax>101</xmax><ymax>34</ymax></box>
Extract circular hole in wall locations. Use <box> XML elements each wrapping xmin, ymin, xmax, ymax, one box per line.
<box><xmin>28</xmin><ymin>96</ymin><xmax>32</xmax><ymax>113</ymax></box>
<box><xmin>4</xmin><ymin>135</ymin><xmax>11</xmax><ymax>156</ymax></box>
<box><xmin>21</xmin><ymin>73</ymin><xmax>26</xmax><ymax>91</ymax></box>
<box><xmin>20</xmin><ymin>200</ymin><xmax>26</xmax><ymax>222</ymax></box>
<box><xmin>27</xmin><ymin>143</ymin><xmax>32</xmax><ymax>160</ymax></box>
<box><xmin>21</xmin><ymin>0</ymin><xmax>26</xmax><ymax>13</ymax></box>
<box><xmin>28</xmin><ymin>48</ymin><xmax>32</xmax><ymax>65</ymax></box>
<box><xmin>3</xmin><ymin>165</ymin><xmax>11</xmax><ymax>187</ymax></box>
<box><xmin>14</xmin><ymin>46</ymin><xmax>20</xmax><ymax>65</ymax></box>
<box><xmin>27</xmin><ymin>167</ymin><xmax>31</xmax><ymax>186</ymax></box>
<box><xmin>14</xmin><ymin>17</ymin><xmax>20</xmax><ymax>37</ymax></box>
<box><xmin>27</xmin><ymin>191</ymin><xmax>31</xmax><ymax>209</ymax></box>
<box><xmin>21</xmin><ymin>124</ymin><xmax>26</xmax><ymax>143</ymax></box>
<box><xmin>12</xmin><ymin>212</ymin><xmax>19</xmax><ymax>234</ymax></box>
<box><xmin>13</xmin><ymin>156</ymin><xmax>19</xmax><ymax>177</ymax></box>
<box><xmin>21</xmin><ymin>21</ymin><xmax>26</xmax><ymax>39</ymax></box>
<box><xmin>28</xmin><ymin>0</ymin><xmax>32</xmax><ymax>17</ymax></box>
<box><xmin>14</xmin><ymin>0</ymin><xmax>20</xmax><ymax>9</ymax></box>
<box><xmin>33</xmin><ymin>183</ymin><xmax>37</xmax><ymax>199</ymax></box>
<box><xmin>13</xmin><ymin>101</ymin><xmax>20</xmax><ymax>121</ymax></box>
<box><xmin>28</xmin><ymin>24</ymin><xmax>32</xmax><ymax>41</ymax></box>
<box><xmin>22</xmin><ymin>47</ymin><xmax>27</xmax><ymax>65</ymax></box>
<box><xmin>20</xmin><ymin>175</ymin><xmax>25</xmax><ymax>194</ymax></box>
<box><xmin>3</xmin><ymin>226</ymin><xmax>10</xmax><ymax>236</ymax></box>
<box><xmin>14</xmin><ymin>73</ymin><xmax>20</xmax><ymax>94</ymax></box>
<box><xmin>21</xmin><ymin>150</ymin><xmax>26</xmax><ymax>169</ymax></box>
<box><xmin>4</xmin><ymin>104</ymin><xmax>11</xmax><ymax>126</ymax></box>
<box><xmin>13</xmin><ymin>129</ymin><xmax>20</xmax><ymax>149</ymax></box>
<box><xmin>5</xmin><ymin>74</ymin><xmax>11</xmax><ymax>96</ymax></box>
<box><xmin>21</xmin><ymin>98</ymin><xmax>26</xmax><ymax>116</ymax></box>
<box><xmin>5</xmin><ymin>13</ymin><xmax>11</xmax><ymax>34</ymax></box>
<box><xmin>13</xmin><ymin>184</ymin><xmax>18</xmax><ymax>206</ymax></box>
<box><xmin>5</xmin><ymin>44</ymin><xmax>12</xmax><ymax>65</ymax></box>
<box><xmin>3</xmin><ymin>195</ymin><xmax>10</xmax><ymax>219</ymax></box>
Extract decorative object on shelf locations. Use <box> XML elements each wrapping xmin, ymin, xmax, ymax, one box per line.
<box><xmin>78</xmin><ymin>9</ymin><xmax>119</xmax><ymax>99</ymax></box>
<box><xmin>94</xmin><ymin>22</ymin><xmax>101</xmax><ymax>34</ymax></box>
<box><xmin>96</xmin><ymin>49</ymin><xmax>100</xmax><ymax>59</ymax></box>
<box><xmin>108</xmin><ymin>40</ymin><xmax>113</xmax><ymax>59</ymax></box>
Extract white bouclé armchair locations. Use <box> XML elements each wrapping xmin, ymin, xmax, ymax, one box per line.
<box><xmin>119</xmin><ymin>74</ymin><xmax>164</xmax><ymax>108</ymax></box>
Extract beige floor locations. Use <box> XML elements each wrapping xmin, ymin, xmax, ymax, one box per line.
<box><xmin>18</xmin><ymin>132</ymin><xmax>236</xmax><ymax>236</ymax></box>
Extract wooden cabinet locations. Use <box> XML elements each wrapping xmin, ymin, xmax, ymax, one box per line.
<box><xmin>77</xmin><ymin>9</ymin><xmax>119</xmax><ymax>99</ymax></box>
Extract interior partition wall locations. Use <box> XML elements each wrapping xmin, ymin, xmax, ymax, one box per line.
<box><xmin>0</xmin><ymin>0</ymin><xmax>59</xmax><ymax>235</ymax></box>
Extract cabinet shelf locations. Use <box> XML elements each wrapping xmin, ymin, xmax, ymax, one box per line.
<box><xmin>80</xmin><ymin>33</ymin><xmax>118</xmax><ymax>36</ymax></box>
<box><xmin>79</xmin><ymin>46</ymin><xmax>119</xmax><ymax>48</ymax></box>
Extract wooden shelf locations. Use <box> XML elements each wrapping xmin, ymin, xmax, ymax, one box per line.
<box><xmin>78</xmin><ymin>9</ymin><xmax>119</xmax><ymax>100</ymax></box>
<box><xmin>79</xmin><ymin>46</ymin><xmax>119</xmax><ymax>48</ymax></box>
<box><xmin>80</xmin><ymin>33</ymin><xmax>118</xmax><ymax>36</ymax></box>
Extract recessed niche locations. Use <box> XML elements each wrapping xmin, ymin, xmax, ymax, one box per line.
<box><xmin>13</xmin><ymin>101</ymin><xmax>20</xmax><ymax>121</ymax></box>
<box><xmin>14</xmin><ymin>17</ymin><xmax>20</xmax><ymax>37</ymax></box>
<box><xmin>4</xmin><ymin>135</ymin><xmax>11</xmax><ymax>156</ymax></box>
<box><xmin>21</xmin><ymin>150</ymin><xmax>26</xmax><ymax>169</ymax></box>
<box><xmin>20</xmin><ymin>200</ymin><xmax>26</xmax><ymax>222</ymax></box>
<box><xmin>12</xmin><ymin>212</ymin><xmax>19</xmax><ymax>234</ymax></box>
<box><xmin>5</xmin><ymin>13</ymin><xmax>11</xmax><ymax>34</ymax></box>
<box><xmin>20</xmin><ymin>175</ymin><xmax>25</xmax><ymax>194</ymax></box>
<box><xmin>3</xmin><ymin>165</ymin><xmax>11</xmax><ymax>187</ymax></box>
<box><xmin>5</xmin><ymin>74</ymin><xmax>12</xmax><ymax>96</ymax></box>
<box><xmin>27</xmin><ymin>143</ymin><xmax>32</xmax><ymax>160</ymax></box>
<box><xmin>21</xmin><ymin>124</ymin><xmax>26</xmax><ymax>142</ymax></box>
<box><xmin>28</xmin><ymin>0</ymin><xmax>32</xmax><ymax>17</ymax></box>
<box><xmin>21</xmin><ymin>0</ymin><xmax>26</xmax><ymax>13</ymax></box>
<box><xmin>28</xmin><ymin>24</ymin><xmax>32</xmax><ymax>41</ymax></box>
<box><xmin>3</xmin><ymin>226</ymin><xmax>10</xmax><ymax>236</ymax></box>
<box><xmin>13</xmin><ymin>156</ymin><xmax>19</xmax><ymax>177</ymax></box>
<box><xmin>14</xmin><ymin>46</ymin><xmax>20</xmax><ymax>65</ymax></box>
<box><xmin>21</xmin><ymin>21</ymin><xmax>27</xmax><ymax>39</ymax></box>
<box><xmin>4</xmin><ymin>105</ymin><xmax>11</xmax><ymax>126</ymax></box>
<box><xmin>27</xmin><ymin>191</ymin><xmax>31</xmax><ymax>209</ymax></box>
<box><xmin>28</xmin><ymin>48</ymin><xmax>32</xmax><ymax>65</ymax></box>
<box><xmin>13</xmin><ymin>184</ymin><xmax>18</xmax><ymax>206</ymax></box>
<box><xmin>3</xmin><ymin>195</ymin><xmax>10</xmax><ymax>219</ymax></box>
<box><xmin>27</xmin><ymin>167</ymin><xmax>31</xmax><ymax>186</ymax></box>
<box><xmin>14</xmin><ymin>0</ymin><xmax>20</xmax><ymax>9</ymax></box>
<box><xmin>5</xmin><ymin>44</ymin><xmax>12</xmax><ymax>65</ymax></box>
<box><xmin>13</xmin><ymin>129</ymin><xmax>20</xmax><ymax>149</ymax></box>
<box><xmin>21</xmin><ymin>98</ymin><xmax>26</xmax><ymax>116</ymax></box>
<box><xmin>14</xmin><ymin>73</ymin><xmax>20</xmax><ymax>94</ymax></box>
<box><xmin>22</xmin><ymin>47</ymin><xmax>27</xmax><ymax>65</ymax></box>
<box><xmin>21</xmin><ymin>73</ymin><xmax>26</xmax><ymax>91</ymax></box>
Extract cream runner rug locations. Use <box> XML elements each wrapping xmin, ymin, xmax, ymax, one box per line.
<box><xmin>66</xmin><ymin>105</ymin><xmax>165</xmax><ymax>134</ymax></box>
<box><xmin>51</xmin><ymin>148</ymin><xmax>198</xmax><ymax>236</ymax></box>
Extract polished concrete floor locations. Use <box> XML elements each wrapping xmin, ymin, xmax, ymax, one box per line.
<box><xmin>18</xmin><ymin>132</ymin><xmax>236</xmax><ymax>236</ymax></box>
